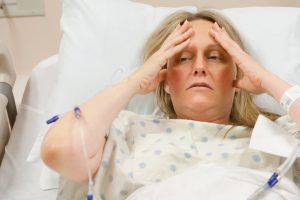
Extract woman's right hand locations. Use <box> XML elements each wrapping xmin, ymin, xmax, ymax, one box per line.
<box><xmin>131</xmin><ymin>20</ymin><xmax>194</xmax><ymax>94</ymax></box>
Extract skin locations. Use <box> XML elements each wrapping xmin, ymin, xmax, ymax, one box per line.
<box><xmin>164</xmin><ymin>20</ymin><xmax>237</xmax><ymax>123</ymax></box>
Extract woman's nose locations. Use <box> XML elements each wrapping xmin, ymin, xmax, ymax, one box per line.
<box><xmin>193</xmin><ymin>67</ymin><xmax>206</xmax><ymax>76</ymax></box>
<box><xmin>192</xmin><ymin>58</ymin><xmax>206</xmax><ymax>76</ymax></box>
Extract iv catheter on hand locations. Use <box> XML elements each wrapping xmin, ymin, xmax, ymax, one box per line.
<box><xmin>247</xmin><ymin>142</ymin><xmax>300</xmax><ymax>200</ymax></box>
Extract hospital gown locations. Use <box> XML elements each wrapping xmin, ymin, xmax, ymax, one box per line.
<box><xmin>56</xmin><ymin>110</ymin><xmax>300</xmax><ymax>200</ymax></box>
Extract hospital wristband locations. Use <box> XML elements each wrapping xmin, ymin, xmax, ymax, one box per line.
<box><xmin>280</xmin><ymin>85</ymin><xmax>300</xmax><ymax>113</ymax></box>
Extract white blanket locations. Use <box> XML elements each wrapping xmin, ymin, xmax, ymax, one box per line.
<box><xmin>126</xmin><ymin>163</ymin><xmax>300</xmax><ymax>200</ymax></box>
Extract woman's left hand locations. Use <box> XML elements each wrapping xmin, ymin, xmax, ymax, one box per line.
<box><xmin>209</xmin><ymin>22</ymin><xmax>270</xmax><ymax>95</ymax></box>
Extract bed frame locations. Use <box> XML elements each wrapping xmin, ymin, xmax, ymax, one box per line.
<box><xmin>0</xmin><ymin>41</ymin><xmax>16</xmax><ymax>165</ymax></box>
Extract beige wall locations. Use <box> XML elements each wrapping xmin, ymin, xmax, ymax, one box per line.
<box><xmin>0</xmin><ymin>0</ymin><xmax>61</xmax><ymax>75</ymax></box>
<box><xmin>133</xmin><ymin>0</ymin><xmax>300</xmax><ymax>8</ymax></box>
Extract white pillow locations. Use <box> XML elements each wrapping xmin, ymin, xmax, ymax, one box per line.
<box><xmin>221</xmin><ymin>7</ymin><xmax>300</xmax><ymax>115</ymax></box>
<box><xmin>33</xmin><ymin>0</ymin><xmax>197</xmax><ymax>190</ymax></box>
<box><xmin>53</xmin><ymin>5</ymin><xmax>300</xmax><ymax>116</ymax></box>
<box><xmin>51</xmin><ymin>0</ymin><xmax>197</xmax><ymax>115</ymax></box>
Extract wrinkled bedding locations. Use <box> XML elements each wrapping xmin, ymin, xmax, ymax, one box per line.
<box><xmin>126</xmin><ymin>163</ymin><xmax>300</xmax><ymax>200</ymax></box>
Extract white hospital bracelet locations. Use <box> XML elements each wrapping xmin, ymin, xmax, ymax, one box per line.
<box><xmin>280</xmin><ymin>85</ymin><xmax>300</xmax><ymax>113</ymax></box>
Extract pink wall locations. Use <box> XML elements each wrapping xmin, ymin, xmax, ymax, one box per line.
<box><xmin>0</xmin><ymin>0</ymin><xmax>61</xmax><ymax>75</ymax></box>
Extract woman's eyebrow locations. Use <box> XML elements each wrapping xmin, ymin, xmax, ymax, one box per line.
<box><xmin>205</xmin><ymin>44</ymin><xmax>230</xmax><ymax>56</ymax></box>
<box><xmin>205</xmin><ymin>44</ymin><xmax>224</xmax><ymax>51</ymax></box>
<box><xmin>173</xmin><ymin>46</ymin><xmax>195</xmax><ymax>58</ymax></box>
<box><xmin>178</xmin><ymin>44</ymin><xmax>228</xmax><ymax>56</ymax></box>
<box><xmin>184</xmin><ymin>43</ymin><xmax>224</xmax><ymax>52</ymax></box>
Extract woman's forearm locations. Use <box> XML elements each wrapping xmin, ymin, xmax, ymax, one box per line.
<box><xmin>41</xmin><ymin>21</ymin><xmax>192</xmax><ymax>182</ymax></box>
<box><xmin>261</xmin><ymin>72</ymin><xmax>300</xmax><ymax>126</ymax></box>
<box><xmin>41</xmin><ymin>75</ymin><xmax>140</xmax><ymax>182</ymax></box>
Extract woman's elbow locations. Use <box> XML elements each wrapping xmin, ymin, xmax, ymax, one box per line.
<box><xmin>41</xmin><ymin>137</ymin><xmax>62</xmax><ymax>172</ymax></box>
<box><xmin>41</xmin><ymin>137</ymin><xmax>98</xmax><ymax>183</ymax></box>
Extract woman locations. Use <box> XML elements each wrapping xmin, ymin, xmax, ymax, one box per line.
<box><xmin>41</xmin><ymin>10</ymin><xmax>300</xmax><ymax>199</ymax></box>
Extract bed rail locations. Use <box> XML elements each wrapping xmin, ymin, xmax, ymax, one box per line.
<box><xmin>0</xmin><ymin>41</ymin><xmax>16</xmax><ymax>164</ymax></box>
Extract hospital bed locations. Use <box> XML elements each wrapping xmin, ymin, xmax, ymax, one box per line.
<box><xmin>0</xmin><ymin>0</ymin><xmax>300</xmax><ymax>199</ymax></box>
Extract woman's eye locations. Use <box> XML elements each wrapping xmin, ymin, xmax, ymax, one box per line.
<box><xmin>179</xmin><ymin>57</ymin><xmax>192</xmax><ymax>62</ymax></box>
<box><xmin>208</xmin><ymin>55</ymin><xmax>221</xmax><ymax>60</ymax></box>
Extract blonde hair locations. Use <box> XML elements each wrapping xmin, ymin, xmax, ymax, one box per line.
<box><xmin>142</xmin><ymin>10</ymin><xmax>278</xmax><ymax>128</ymax></box>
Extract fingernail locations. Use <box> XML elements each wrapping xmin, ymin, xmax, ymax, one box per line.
<box><xmin>214</xmin><ymin>22</ymin><xmax>220</xmax><ymax>29</ymax></box>
<box><xmin>180</xmin><ymin>19</ymin><xmax>189</xmax><ymax>26</ymax></box>
<box><xmin>184</xmin><ymin>19</ymin><xmax>189</xmax><ymax>24</ymax></box>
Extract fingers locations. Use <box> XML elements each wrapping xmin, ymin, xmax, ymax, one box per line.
<box><xmin>174</xmin><ymin>20</ymin><xmax>192</xmax><ymax>36</ymax></box>
<box><xmin>164</xmin><ymin>38</ymin><xmax>191</xmax><ymax>61</ymax></box>
<box><xmin>169</xmin><ymin>20</ymin><xmax>192</xmax><ymax>39</ymax></box>
<box><xmin>209</xmin><ymin>22</ymin><xmax>246</xmax><ymax>67</ymax></box>
<box><xmin>163</xmin><ymin>27</ymin><xmax>194</xmax><ymax>51</ymax></box>
<box><xmin>161</xmin><ymin>20</ymin><xmax>193</xmax><ymax>51</ymax></box>
<box><xmin>158</xmin><ymin>20</ymin><xmax>193</xmax><ymax>64</ymax></box>
<box><xmin>233</xmin><ymin>76</ymin><xmax>265</xmax><ymax>94</ymax></box>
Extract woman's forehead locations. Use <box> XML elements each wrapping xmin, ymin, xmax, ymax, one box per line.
<box><xmin>190</xmin><ymin>19</ymin><xmax>214</xmax><ymax>36</ymax></box>
<box><xmin>188</xmin><ymin>19</ymin><xmax>219</xmax><ymax>49</ymax></box>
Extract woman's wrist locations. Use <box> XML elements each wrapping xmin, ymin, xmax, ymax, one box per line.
<box><xmin>121</xmin><ymin>72</ymin><xmax>142</xmax><ymax>95</ymax></box>
<box><xmin>260</xmin><ymin>71</ymin><xmax>291</xmax><ymax>101</ymax></box>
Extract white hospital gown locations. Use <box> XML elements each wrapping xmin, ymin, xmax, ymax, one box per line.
<box><xmin>56</xmin><ymin>110</ymin><xmax>300</xmax><ymax>200</ymax></box>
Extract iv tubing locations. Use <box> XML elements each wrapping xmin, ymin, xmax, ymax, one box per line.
<box><xmin>247</xmin><ymin>142</ymin><xmax>300</xmax><ymax>200</ymax></box>
<box><xmin>74</xmin><ymin>107</ymin><xmax>94</xmax><ymax>200</ymax></box>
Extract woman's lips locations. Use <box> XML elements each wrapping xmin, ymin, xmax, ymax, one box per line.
<box><xmin>187</xmin><ymin>82</ymin><xmax>213</xmax><ymax>90</ymax></box>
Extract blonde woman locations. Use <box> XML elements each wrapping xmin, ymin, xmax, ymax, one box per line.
<box><xmin>41</xmin><ymin>10</ymin><xmax>300</xmax><ymax>200</ymax></box>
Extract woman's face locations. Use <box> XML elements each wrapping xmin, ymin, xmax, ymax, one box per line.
<box><xmin>164</xmin><ymin>19</ymin><xmax>237</xmax><ymax>123</ymax></box>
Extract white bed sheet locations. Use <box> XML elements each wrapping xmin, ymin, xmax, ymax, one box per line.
<box><xmin>0</xmin><ymin>55</ymin><xmax>58</xmax><ymax>200</ymax></box>
<box><xmin>126</xmin><ymin>163</ymin><xmax>300</xmax><ymax>200</ymax></box>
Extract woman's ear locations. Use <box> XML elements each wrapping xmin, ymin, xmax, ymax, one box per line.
<box><xmin>164</xmin><ymin>79</ymin><xmax>170</xmax><ymax>94</ymax></box>
<box><xmin>163</xmin><ymin>62</ymin><xmax>170</xmax><ymax>94</ymax></box>
<box><xmin>232</xmin><ymin>79</ymin><xmax>241</xmax><ymax>92</ymax></box>
<box><xmin>234</xmin><ymin>87</ymin><xmax>241</xmax><ymax>93</ymax></box>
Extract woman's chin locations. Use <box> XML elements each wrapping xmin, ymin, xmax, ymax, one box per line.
<box><xmin>172</xmin><ymin>94</ymin><xmax>215</xmax><ymax>113</ymax></box>
<box><xmin>189</xmin><ymin>95</ymin><xmax>212</xmax><ymax>106</ymax></box>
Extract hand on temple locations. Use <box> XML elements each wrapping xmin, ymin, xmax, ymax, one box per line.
<box><xmin>132</xmin><ymin>20</ymin><xmax>194</xmax><ymax>94</ymax></box>
<box><xmin>209</xmin><ymin>22</ymin><xmax>269</xmax><ymax>95</ymax></box>
<box><xmin>210</xmin><ymin>22</ymin><xmax>300</xmax><ymax>127</ymax></box>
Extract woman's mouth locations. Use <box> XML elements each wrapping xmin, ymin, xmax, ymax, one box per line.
<box><xmin>187</xmin><ymin>82</ymin><xmax>213</xmax><ymax>90</ymax></box>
